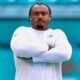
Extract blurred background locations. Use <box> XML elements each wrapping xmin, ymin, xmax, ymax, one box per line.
<box><xmin>0</xmin><ymin>0</ymin><xmax>80</xmax><ymax>80</ymax></box>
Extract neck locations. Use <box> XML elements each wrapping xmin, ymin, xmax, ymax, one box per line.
<box><xmin>32</xmin><ymin>26</ymin><xmax>48</xmax><ymax>31</ymax></box>
<box><xmin>33</xmin><ymin>28</ymin><xmax>48</xmax><ymax>31</ymax></box>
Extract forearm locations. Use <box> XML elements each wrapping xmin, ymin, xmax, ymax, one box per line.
<box><xmin>33</xmin><ymin>45</ymin><xmax>72</xmax><ymax>63</ymax></box>
<box><xmin>17</xmin><ymin>45</ymin><xmax>52</xmax><ymax>60</ymax></box>
<box><xmin>11</xmin><ymin>35</ymin><xmax>48</xmax><ymax>58</ymax></box>
<box><xmin>12</xmin><ymin>48</ymin><xmax>43</xmax><ymax>58</ymax></box>
<box><xmin>16</xmin><ymin>45</ymin><xmax>52</xmax><ymax>60</ymax></box>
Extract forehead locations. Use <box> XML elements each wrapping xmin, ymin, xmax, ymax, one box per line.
<box><xmin>31</xmin><ymin>5</ymin><xmax>49</xmax><ymax>12</ymax></box>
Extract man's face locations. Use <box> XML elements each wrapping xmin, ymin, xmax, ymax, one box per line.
<box><xmin>30</xmin><ymin>4</ymin><xmax>51</xmax><ymax>30</ymax></box>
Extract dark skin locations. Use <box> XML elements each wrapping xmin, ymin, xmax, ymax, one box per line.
<box><xmin>18</xmin><ymin>4</ymin><xmax>52</xmax><ymax>60</ymax></box>
<box><xmin>30</xmin><ymin>4</ymin><xmax>51</xmax><ymax>30</ymax></box>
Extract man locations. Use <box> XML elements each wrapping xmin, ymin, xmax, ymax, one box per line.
<box><xmin>10</xmin><ymin>3</ymin><xmax>72</xmax><ymax>80</ymax></box>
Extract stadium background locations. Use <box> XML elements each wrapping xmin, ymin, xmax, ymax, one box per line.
<box><xmin>0</xmin><ymin>0</ymin><xmax>80</xmax><ymax>80</ymax></box>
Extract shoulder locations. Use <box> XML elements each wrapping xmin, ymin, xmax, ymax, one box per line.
<box><xmin>13</xmin><ymin>26</ymin><xmax>32</xmax><ymax>34</ymax></box>
<box><xmin>51</xmin><ymin>29</ymin><xmax>66</xmax><ymax>35</ymax></box>
<box><xmin>50</xmin><ymin>29</ymin><xmax>67</xmax><ymax>38</ymax></box>
<box><xmin>54</xmin><ymin>29</ymin><xmax>68</xmax><ymax>40</ymax></box>
<box><xmin>53</xmin><ymin>29</ymin><xmax>64</xmax><ymax>33</ymax></box>
<box><xmin>12</xmin><ymin>26</ymin><xmax>31</xmax><ymax>37</ymax></box>
<box><xmin>14</xmin><ymin>26</ymin><xmax>27</xmax><ymax>33</ymax></box>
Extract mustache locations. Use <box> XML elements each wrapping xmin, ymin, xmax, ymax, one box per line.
<box><xmin>37</xmin><ymin>19</ymin><xmax>45</xmax><ymax>22</ymax></box>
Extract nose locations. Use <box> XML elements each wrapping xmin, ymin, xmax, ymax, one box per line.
<box><xmin>38</xmin><ymin>14</ymin><xmax>43</xmax><ymax>19</ymax></box>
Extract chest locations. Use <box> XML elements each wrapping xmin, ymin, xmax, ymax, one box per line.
<box><xmin>40</xmin><ymin>32</ymin><xmax>57</xmax><ymax>47</ymax></box>
<box><xmin>25</xmin><ymin>29</ymin><xmax>58</xmax><ymax>47</ymax></box>
<box><xmin>33</xmin><ymin>30</ymin><xmax>58</xmax><ymax>47</ymax></box>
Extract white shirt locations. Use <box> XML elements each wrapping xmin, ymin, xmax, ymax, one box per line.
<box><xmin>10</xmin><ymin>26</ymin><xmax>72</xmax><ymax>80</ymax></box>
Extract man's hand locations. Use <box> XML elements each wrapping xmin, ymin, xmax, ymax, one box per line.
<box><xmin>17</xmin><ymin>56</ymin><xmax>32</xmax><ymax>60</ymax></box>
<box><xmin>48</xmin><ymin>45</ymin><xmax>53</xmax><ymax>50</ymax></box>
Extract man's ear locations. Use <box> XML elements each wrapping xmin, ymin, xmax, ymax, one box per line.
<box><xmin>49</xmin><ymin>18</ymin><xmax>51</xmax><ymax>21</ymax></box>
<box><xmin>49</xmin><ymin>15</ymin><xmax>52</xmax><ymax>20</ymax></box>
<box><xmin>49</xmin><ymin>17</ymin><xmax>51</xmax><ymax>21</ymax></box>
<box><xmin>30</xmin><ymin>18</ymin><xmax>31</xmax><ymax>21</ymax></box>
<box><xmin>29</xmin><ymin>16</ymin><xmax>31</xmax><ymax>20</ymax></box>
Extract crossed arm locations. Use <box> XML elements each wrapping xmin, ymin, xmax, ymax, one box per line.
<box><xmin>17</xmin><ymin>45</ymin><xmax>52</xmax><ymax>60</ymax></box>
<box><xmin>10</xmin><ymin>28</ymin><xmax>72</xmax><ymax>63</ymax></box>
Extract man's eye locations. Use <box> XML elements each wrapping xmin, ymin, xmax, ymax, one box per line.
<box><xmin>33</xmin><ymin>12</ymin><xmax>39</xmax><ymax>16</ymax></box>
<box><xmin>42</xmin><ymin>12</ymin><xmax>47</xmax><ymax>15</ymax></box>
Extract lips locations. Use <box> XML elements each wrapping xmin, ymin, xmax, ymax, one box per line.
<box><xmin>36</xmin><ymin>20</ymin><xmax>44</xmax><ymax>30</ymax></box>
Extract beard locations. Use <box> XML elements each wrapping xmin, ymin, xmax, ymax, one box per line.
<box><xmin>36</xmin><ymin>24</ymin><xmax>44</xmax><ymax>30</ymax></box>
<box><xmin>36</xmin><ymin>20</ymin><xmax>45</xmax><ymax>30</ymax></box>
<box><xmin>37</xmin><ymin>25</ymin><xmax>44</xmax><ymax>30</ymax></box>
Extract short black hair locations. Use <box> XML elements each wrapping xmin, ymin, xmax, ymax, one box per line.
<box><xmin>29</xmin><ymin>3</ymin><xmax>51</xmax><ymax>17</ymax></box>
